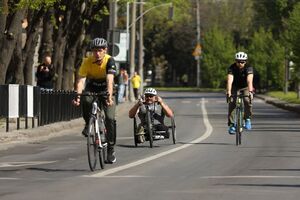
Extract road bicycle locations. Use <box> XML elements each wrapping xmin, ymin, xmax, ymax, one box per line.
<box><xmin>79</xmin><ymin>92</ymin><xmax>108</xmax><ymax>171</ymax></box>
<box><xmin>133</xmin><ymin>102</ymin><xmax>176</xmax><ymax>148</ymax></box>
<box><xmin>229</xmin><ymin>89</ymin><xmax>252</xmax><ymax>146</ymax></box>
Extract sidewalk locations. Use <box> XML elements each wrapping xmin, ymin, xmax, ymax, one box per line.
<box><xmin>0</xmin><ymin>101</ymin><xmax>133</xmax><ymax>151</ymax></box>
<box><xmin>255</xmin><ymin>94</ymin><xmax>300</xmax><ymax>115</ymax></box>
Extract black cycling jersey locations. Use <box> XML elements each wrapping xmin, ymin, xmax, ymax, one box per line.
<box><xmin>228</xmin><ymin>63</ymin><xmax>253</xmax><ymax>89</ymax></box>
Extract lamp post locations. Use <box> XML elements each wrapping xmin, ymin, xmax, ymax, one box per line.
<box><xmin>196</xmin><ymin>0</ymin><xmax>201</xmax><ymax>87</ymax></box>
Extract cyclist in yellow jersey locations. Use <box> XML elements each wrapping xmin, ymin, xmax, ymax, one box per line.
<box><xmin>72</xmin><ymin>38</ymin><xmax>117</xmax><ymax>163</ymax></box>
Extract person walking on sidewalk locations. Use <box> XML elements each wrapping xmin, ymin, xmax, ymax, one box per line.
<box><xmin>226</xmin><ymin>51</ymin><xmax>254</xmax><ymax>135</ymax></box>
<box><xmin>72</xmin><ymin>38</ymin><xmax>117</xmax><ymax>164</ymax></box>
<box><xmin>117</xmin><ymin>68</ymin><xmax>126</xmax><ymax>103</ymax></box>
<box><xmin>131</xmin><ymin>71</ymin><xmax>141</xmax><ymax>100</ymax></box>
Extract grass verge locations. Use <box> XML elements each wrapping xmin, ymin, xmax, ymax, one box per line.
<box><xmin>267</xmin><ymin>91</ymin><xmax>300</xmax><ymax>104</ymax></box>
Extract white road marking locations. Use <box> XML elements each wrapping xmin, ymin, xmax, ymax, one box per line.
<box><xmin>200</xmin><ymin>175</ymin><xmax>300</xmax><ymax>179</ymax></box>
<box><xmin>181</xmin><ymin>100</ymin><xmax>191</xmax><ymax>104</ymax></box>
<box><xmin>84</xmin><ymin>175</ymin><xmax>300</xmax><ymax>179</ymax></box>
<box><xmin>0</xmin><ymin>161</ymin><xmax>57</xmax><ymax>168</ymax></box>
<box><xmin>0</xmin><ymin>177</ymin><xmax>20</xmax><ymax>180</ymax></box>
<box><xmin>87</xmin><ymin>98</ymin><xmax>213</xmax><ymax>177</ymax></box>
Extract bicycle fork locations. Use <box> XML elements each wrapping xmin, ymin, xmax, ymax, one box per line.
<box><xmin>92</xmin><ymin>102</ymin><xmax>106</xmax><ymax>149</ymax></box>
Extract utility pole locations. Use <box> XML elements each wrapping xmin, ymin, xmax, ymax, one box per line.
<box><xmin>284</xmin><ymin>48</ymin><xmax>289</xmax><ymax>94</ymax></box>
<box><xmin>129</xmin><ymin>2</ymin><xmax>137</xmax><ymax>101</ymax></box>
<box><xmin>109</xmin><ymin>0</ymin><xmax>118</xmax><ymax>56</ymax></box>
<box><xmin>196</xmin><ymin>0</ymin><xmax>201</xmax><ymax>87</ymax></box>
<box><xmin>138</xmin><ymin>0</ymin><xmax>144</xmax><ymax>93</ymax></box>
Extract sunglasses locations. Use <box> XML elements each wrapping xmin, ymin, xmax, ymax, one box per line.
<box><xmin>92</xmin><ymin>47</ymin><xmax>106</xmax><ymax>52</ymax></box>
<box><xmin>145</xmin><ymin>94</ymin><xmax>155</xmax><ymax>98</ymax></box>
<box><xmin>237</xmin><ymin>60</ymin><xmax>246</xmax><ymax>64</ymax></box>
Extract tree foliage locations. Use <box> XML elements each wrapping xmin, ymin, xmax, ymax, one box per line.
<box><xmin>201</xmin><ymin>26</ymin><xmax>235</xmax><ymax>88</ymax></box>
<box><xmin>0</xmin><ymin>0</ymin><xmax>110</xmax><ymax>89</ymax></box>
<box><xmin>285</xmin><ymin>2</ymin><xmax>300</xmax><ymax>93</ymax></box>
<box><xmin>248</xmin><ymin>28</ymin><xmax>285</xmax><ymax>91</ymax></box>
<box><xmin>1</xmin><ymin>0</ymin><xmax>300</xmax><ymax>95</ymax></box>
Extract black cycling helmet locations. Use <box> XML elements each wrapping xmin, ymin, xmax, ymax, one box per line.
<box><xmin>90</xmin><ymin>38</ymin><xmax>108</xmax><ymax>49</ymax></box>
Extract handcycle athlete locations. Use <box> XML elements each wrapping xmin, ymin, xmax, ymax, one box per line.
<box><xmin>128</xmin><ymin>88</ymin><xmax>174</xmax><ymax>144</ymax></box>
<box><xmin>72</xmin><ymin>38</ymin><xmax>117</xmax><ymax>164</ymax></box>
<box><xmin>226</xmin><ymin>51</ymin><xmax>254</xmax><ymax>135</ymax></box>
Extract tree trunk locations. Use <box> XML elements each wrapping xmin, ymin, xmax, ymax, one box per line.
<box><xmin>0</xmin><ymin>0</ymin><xmax>8</xmax><ymax>43</ymax></box>
<box><xmin>23</xmin><ymin>32</ymin><xmax>40</xmax><ymax>85</ymax></box>
<box><xmin>13</xmin><ymin>28</ymin><xmax>24</xmax><ymax>84</ymax></box>
<box><xmin>39</xmin><ymin>9</ymin><xmax>54</xmax><ymax>61</ymax></box>
<box><xmin>22</xmin><ymin>10</ymin><xmax>44</xmax><ymax>85</ymax></box>
<box><xmin>53</xmin><ymin>35</ymin><xmax>67</xmax><ymax>90</ymax></box>
<box><xmin>0</xmin><ymin>9</ymin><xmax>25</xmax><ymax>84</ymax></box>
<box><xmin>62</xmin><ymin>12</ymin><xmax>85</xmax><ymax>90</ymax></box>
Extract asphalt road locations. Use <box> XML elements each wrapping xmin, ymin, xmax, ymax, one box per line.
<box><xmin>1</xmin><ymin>91</ymin><xmax>300</xmax><ymax>200</ymax></box>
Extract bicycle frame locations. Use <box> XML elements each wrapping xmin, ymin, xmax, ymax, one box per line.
<box><xmin>91</xmin><ymin>100</ymin><xmax>106</xmax><ymax>149</ymax></box>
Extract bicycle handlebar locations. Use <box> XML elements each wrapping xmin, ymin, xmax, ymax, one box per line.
<box><xmin>74</xmin><ymin>91</ymin><xmax>109</xmax><ymax>99</ymax></box>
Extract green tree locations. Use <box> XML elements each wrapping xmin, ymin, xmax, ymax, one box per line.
<box><xmin>248</xmin><ymin>28</ymin><xmax>285</xmax><ymax>91</ymax></box>
<box><xmin>285</xmin><ymin>2</ymin><xmax>300</xmax><ymax>97</ymax></box>
<box><xmin>252</xmin><ymin>0</ymin><xmax>298</xmax><ymax>38</ymax></box>
<box><xmin>201</xmin><ymin>26</ymin><xmax>235</xmax><ymax>88</ymax></box>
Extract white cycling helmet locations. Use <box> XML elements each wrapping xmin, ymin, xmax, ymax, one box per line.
<box><xmin>144</xmin><ymin>88</ymin><xmax>157</xmax><ymax>96</ymax></box>
<box><xmin>235</xmin><ymin>52</ymin><xmax>248</xmax><ymax>60</ymax></box>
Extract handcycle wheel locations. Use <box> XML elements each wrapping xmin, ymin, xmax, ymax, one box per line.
<box><xmin>171</xmin><ymin>117</ymin><xmax>176</xmax><ymax>144</ymax></box>
<box><xmin>133</xmin><ymin>117</ymin><xmax>138</xmax><ymax>147</ymax></box>
<box><xmin>87</xmin><ymin>117</ymin><xmax>98</xmax><ymax>171</ymax></box>
<box><xmin>146</xmin><ymin>110</ymin><xmax>153</xmax><ymax>148</ymax></box>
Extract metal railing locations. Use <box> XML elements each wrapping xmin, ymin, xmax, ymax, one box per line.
<box><xmin>39</xmin><ymin>90</ymin><xmax>82</xmax><ymax>126</ymax></box>
<box><xmin>0</xmin><ymin>85</ymin><xmax>82</xmax><ymax>132</ymax></box>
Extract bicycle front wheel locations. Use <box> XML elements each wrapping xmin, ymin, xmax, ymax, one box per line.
<box><xmin>87</xmin><ymin>117</ymin><xmax>98</xmax><ymax>171</ymax></box>
<box><xmin>236</xmin><ymin>108</ymin><xmax>242</xmax><ymax>145</ymax></box>
<box><xmin>98</xmin><ymin>143</ymin><xmax>106</xmax><ymax>169</ymax></box>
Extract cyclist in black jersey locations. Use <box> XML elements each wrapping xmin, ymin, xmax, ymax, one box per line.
<box><xmin>226</xmin><ymin>52</ymin><xmax>254</xmax><ymax>134</ymax></box>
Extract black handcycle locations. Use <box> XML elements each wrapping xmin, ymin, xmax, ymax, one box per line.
<box><xmin>79</xmin><ymin>92</ymin><xmax>109</xmax><ymax>171</ymax></box>
<box><xmin>228</xmin><ymin>89</ymin><xmax>252</xmax><ymax>146</ymax></box>
<box><xmin>133</xmin><ymin>102</ymin><xmax>176</xmax><ymax>148</ymax></box>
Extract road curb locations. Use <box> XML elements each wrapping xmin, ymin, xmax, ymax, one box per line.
<box><xmin>255</xmin><ymin>94</ymin><xmax>300</xmax><ymax>115</ymax></box>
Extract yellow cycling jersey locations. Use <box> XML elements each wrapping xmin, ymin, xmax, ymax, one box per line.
<box><xmin>78</xmin><ymin>54</ymin><xmax>112</xmax><ymax>80</ymax></box>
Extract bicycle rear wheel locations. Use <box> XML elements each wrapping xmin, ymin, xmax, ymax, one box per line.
<box><xmin>87</xmin><ymin>117</ymin><xmax>98</xmax><ymax>171</ymax></box>
<box><xmin>146</xmin><ymin>110</ymin><xmax>153</xmax><ymax>148</ymax></box>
